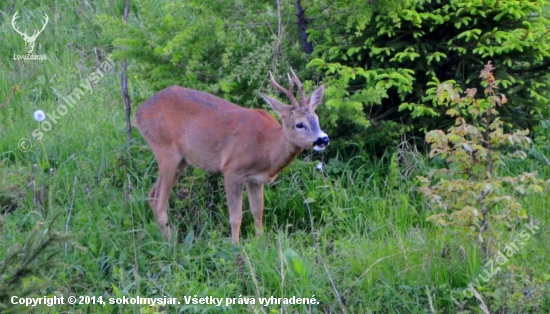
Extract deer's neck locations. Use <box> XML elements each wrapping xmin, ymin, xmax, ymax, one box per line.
<box><xmin>268</xmin><ymin>127</ymin><xmax>303</xmax><ymax>177</ymax></box>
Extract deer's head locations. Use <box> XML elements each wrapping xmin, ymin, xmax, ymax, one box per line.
<box><xmin>260</xmin><ymin>69</ymin><xmax>329</xmax><ymax>151</ymax></box>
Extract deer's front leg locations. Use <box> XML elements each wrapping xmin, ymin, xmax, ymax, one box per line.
<box><xmin>246</xmin><ymin>181</ymin><xmax>264</xmax><ymax>237</ymax></box>
<box><xmin>224</xmin><ymin>175</ymin><xmax>244</xmax><ymax>243</ymax></box>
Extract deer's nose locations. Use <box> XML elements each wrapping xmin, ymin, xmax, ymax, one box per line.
<box><xmin>313</xmin><ymin>136</ymin><xmax>329</xmax><ymax>148</ymax></box>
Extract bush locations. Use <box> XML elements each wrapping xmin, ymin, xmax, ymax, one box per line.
<box><xmin>418</xmin><ymin>61</ymin><xmax>547</xmax><ymax>247</ymax></box>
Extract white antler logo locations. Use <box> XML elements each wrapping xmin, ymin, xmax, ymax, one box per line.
<box><xmin>12</xmin><ymin>11</ymin><xmax>49</xmax><ymax>54</ymax></box>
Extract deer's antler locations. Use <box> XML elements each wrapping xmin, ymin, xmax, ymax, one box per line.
<box><xmin>268</xmin><ymin>71</ymin><xmax>299</xmax><ymax>107</ymax></box>
<box><xmin>289</xmin><ymin>68</ymin><xmax>306</xmax><ymax>105</ymax></box>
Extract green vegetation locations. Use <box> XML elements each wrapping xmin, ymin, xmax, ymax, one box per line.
<box><xmin>1</xmin><ymin>0</ymin><xmax>549</xmax><ymax>313</ymax></box>
<box><xmin>308</xmin><ymin>0</ymin><xmax>550</xmax><ymax>150</ymax></box>
<box><xmin>420</xmin><ymin>62</ymin><xmax>546</xmax><ymax>246</ymax></box>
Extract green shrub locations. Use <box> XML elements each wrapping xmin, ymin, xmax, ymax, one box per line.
<box><xmin>418</xmin><ymin>61</ymin><xmax>547</xmax><ymax>246</ymax></box>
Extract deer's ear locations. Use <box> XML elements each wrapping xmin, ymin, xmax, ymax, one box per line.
<box><xmin>307</xmin><ymin>84</ymin><xmax>325</xmax><ymax>111</ymax></box>
<box><xmin>260</xmin><ymin>93</ymin><xmax>291</xmax><ymax>119</ymax></box>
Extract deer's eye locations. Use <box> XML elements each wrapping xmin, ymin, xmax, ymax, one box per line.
<box><xmin>296</xmin><ymin>123</ymin><xmax>305</xmax><ymax>129</ymax></box>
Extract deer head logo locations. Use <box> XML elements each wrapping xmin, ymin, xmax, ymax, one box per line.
<box><xmin>11</xmin><ymin>11</ymin><xmax>49</xmax><ymax>54</ymax></box>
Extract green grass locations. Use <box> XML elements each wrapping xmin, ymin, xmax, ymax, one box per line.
<box><xmin>1</xmin><ymin>1</ymin><xmax>549</xmax><ymax>313</ymax></box>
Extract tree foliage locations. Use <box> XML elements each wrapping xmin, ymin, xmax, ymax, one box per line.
<box><xmin>307</xmin><ymin>0</ymin><xmax>550</xmax><ymax>149</ymax></box>
<box><xmin>97</xmin><ymin>0</ymin><xmax>315</xmax><ymax>107</ymax></box>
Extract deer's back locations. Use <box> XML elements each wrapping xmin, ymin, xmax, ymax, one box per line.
<box><xmin>135</xmin><ymin>86</ymin><xmax>283</xmax><ymax>173</ymax></box>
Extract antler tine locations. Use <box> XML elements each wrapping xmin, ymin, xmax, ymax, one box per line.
<box><xmin>289</xmin><ymin>68</ymin><xmax>306</xmax><ymax>106</ymax></box>
<box><xmin>268</xmin><ymin>71</ymin><xmax>299</xmax><ymax>107</ymax></box>
<box><xmin>286</xmin><ymin>73</ymin><xmax>295</xmax><ymax>100</ymax></box>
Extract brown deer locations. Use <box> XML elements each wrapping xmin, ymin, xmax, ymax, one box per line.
<box><xmin>135</xmin><ymin>70</ymin><xmax>328</xmax><ymax>242</ymax></box>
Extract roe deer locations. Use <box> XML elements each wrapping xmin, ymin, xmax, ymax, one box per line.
<box><xmin>135</xmin><ymin>70</ymin><xmax>328</xmax><ymax>242</ymax></box>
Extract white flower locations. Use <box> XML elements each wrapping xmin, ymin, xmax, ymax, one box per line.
<box><xmin>315</xmin><ymin>162</ymin><xmax>323</xmax><ymax>171</ymax></box>
<box><xmin>34</xmin><ymin>110</ymin><xmax>46</xmax><ymax>122</ymax></box>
